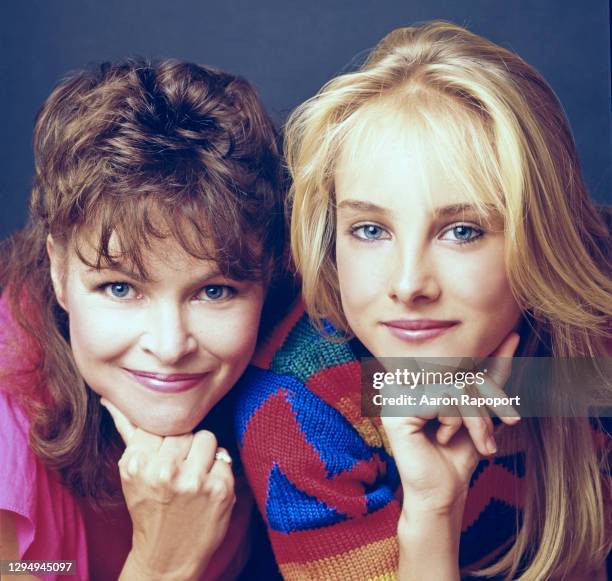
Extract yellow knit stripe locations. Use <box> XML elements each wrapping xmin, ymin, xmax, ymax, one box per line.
<box><xmin>279</xmin><ymin>536</ymin><xmax>398</xmax><ymax>580</ymax></box>
<box><xmin>336</xmin><ymin>397</ymin><xmax>384</xmax><ymax>448</ymax></box>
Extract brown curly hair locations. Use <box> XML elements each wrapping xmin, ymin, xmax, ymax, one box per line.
<box><xmin>0</xmin><ymin>58</ymin><xmax>289</xmax><ymax>505</ymax></box>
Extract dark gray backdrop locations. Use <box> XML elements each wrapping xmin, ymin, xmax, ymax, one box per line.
<box><xmin>1</xmin><ymin>0</ymin><xmax>611</xmax><ymax>239</ymax></box>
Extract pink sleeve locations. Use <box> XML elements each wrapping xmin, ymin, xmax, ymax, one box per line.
<box><xmin>0</xmin><ymin>391</ymin><xmax>89</xmax><ymax>581</ymax></box>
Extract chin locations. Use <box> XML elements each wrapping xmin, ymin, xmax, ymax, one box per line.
<box><xmin>151</xmin><ymin>425</ymin><xmax>193</xmax><ymax>437</ymax></box>
<box><xmin>133</xmin><ymin>410</ymin><xmax>204</xmax><ymax>437</ymax></box>
<box><xmin>144</xmin><ymin>421</ymin><xmax>198</xmax><ymax>437</ymax></box>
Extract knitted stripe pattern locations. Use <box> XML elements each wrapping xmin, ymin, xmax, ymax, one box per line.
<box><xmin>235</xmin><ymin>301</ymin><xmax>527</xmax><ymax>580</ymax></box>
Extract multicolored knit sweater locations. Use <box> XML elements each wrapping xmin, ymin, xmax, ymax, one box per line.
<box><xmin>234</xmin><ymin>301</ymin><xmax>538</xmax><ymax>580</ymax></box>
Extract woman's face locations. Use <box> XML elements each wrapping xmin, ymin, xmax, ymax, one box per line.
<box><xmin>48</xmin><ymin>232</ymin><xmax>265</xmax><ymax>436</ymax></box>
<box><xmin>334</xmin><ymin>114</ymin><xmax>521</xmax><ymax>359</ymax></box>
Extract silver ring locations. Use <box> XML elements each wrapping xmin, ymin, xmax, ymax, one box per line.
<box><xmin>214</xmin><ymin>450</ymin><xmax>232</xmax><ymax>464</ymax></box>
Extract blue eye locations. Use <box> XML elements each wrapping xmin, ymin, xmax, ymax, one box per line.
<box><xmin>441</xmin><ymin>224</ymin><xmax>484</xmax><ymax>244</ymax></box>
<box><xmin>199</xmin><ymin>285</ymin><xmax>234</xmax><ymax>301</ymax></box>
<box><xmin>352</xmin><ymin>224</ymin><xmax>389</xmax><ymax>241</ymax></box>
<box><xmin>453</xmin><ymin>226</ymin><xmax>474</xmax><ymax>241</ymax></box>
<box><xmin>104</xmin><ymin>282</ymin><xmax>133</xmax><ymax>299</ymax></box>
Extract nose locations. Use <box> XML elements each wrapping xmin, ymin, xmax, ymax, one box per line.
<box><xmin>139</xmin><ymin>302</ymin><xmax>198</xmax><ymax>365</ymax></box>
<box><xmin>387</xmin><ymin>241</ymin><xmax>441</xmax><ymax>305</ymax></box>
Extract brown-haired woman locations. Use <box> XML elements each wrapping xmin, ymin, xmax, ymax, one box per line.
<box><xmin>0</xmin><ymin>59</ymin><xmax>288</xmax><ymax>580</ymax></box>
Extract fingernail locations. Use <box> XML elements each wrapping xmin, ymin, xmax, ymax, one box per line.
<box><xmin>486</xmin><ymin>436</ymin><xmax>497</xmax><ymax>454</ymax></box>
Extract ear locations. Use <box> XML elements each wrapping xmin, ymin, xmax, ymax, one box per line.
<box><xmin>46</xmin><ymin>235</ymin><xmax>68</xmax><ymax>311</ymax></box>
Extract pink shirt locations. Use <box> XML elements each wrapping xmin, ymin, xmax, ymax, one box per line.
<box><xmin>0</xmin><ymin>392</ymin><xmax>89</xmax><ymax>580</ymax></box>
<box><xmin>0</xmin><ymin>299</ymin><xmax>251</xmax><ymax>580</ymax></box>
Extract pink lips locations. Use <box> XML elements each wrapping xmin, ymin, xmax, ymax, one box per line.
<box><xmin>382</xmin><ymin>319</ymin><xmax>459</xmax><ymax>343</ymax></box>
<box><xmin>124</xmin><ymin>369</ymin><xmax>207</xmax><ymax>394</ymax></box>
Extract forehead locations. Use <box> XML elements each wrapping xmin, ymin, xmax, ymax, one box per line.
<box><xmin>334</xmin><ymin>97</ymin><xmax>501</xmax><ymax>213</ymax></box>
<box><xmin>70</xmin><ymin>226</ymin><xmax>220</xmax><ymax>280</ymax></box>
<box><xmin>74</xmin><ymin>197</ymin><xmax>267</xmax><ymax>282</ymax></box>
<box><xmin>335</xmin><ymin>108</ymin><xmax>456</xmax><ymax>211</ymax></box>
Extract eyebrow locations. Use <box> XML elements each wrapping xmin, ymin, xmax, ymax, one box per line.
<box><xmin>85</xmin><ymin>265</ymin><xmax>227</xmax><ymax>285</ymax></box>
<box><xmin>336</xmin><ymin>199</ymin><xmax>486</xmax><ymax>218</ymax></box>
<box><xmin>85</xmin><ymin>265</ymin><xmax>148</xmax><ymax>282</ymax></box>
<box><xmin>433</xmin><ymin>203</ymin><xmax>486</xmax><ymax>218</ymax></box>
<box><xmin>336</xmin><ymin>200</ymin><xmax>390</xmax><ymax>213</ymax></box>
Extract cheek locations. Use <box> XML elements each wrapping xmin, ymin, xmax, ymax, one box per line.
<box><xmin>336</xmin><ymin>242</ymin><xmax>387</xmax><ymax>314</ymax></box>
<box><xmin>68</xmin><ymin>301</ymin><xmax>139</xmax><ymax>373</ymax></box>
<box><xmin>441</xmin><ymin>244</ymin><xmax>521</xmax><ymax>353</ymax></box>
<box><xmin>195</xmin><ymin>297</ymin><xmax>264</xmax><ymax>365</ymax></box>
<box><xmin>69</xmin><ymin>308</ymin><xmax>111</xmax><ymax>360</ymax></box>
<box><xmin>444</xmin><ymin>248</ymin><xmax>516</xmax><ymax>316</ymax></box>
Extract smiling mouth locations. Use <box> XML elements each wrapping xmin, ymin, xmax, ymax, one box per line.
<box><xmin>123</xmin><ymin>368</ymin><xmax>208</xmax><ymax>394</ymax></box>
<box><xmin>382</xmin><ymin>320</ymin><xmax>459</xmax><ymax>343</ymax></box>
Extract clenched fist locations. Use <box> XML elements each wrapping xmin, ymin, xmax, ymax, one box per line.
<box><xmin>101</xmin><ymin>399</ymin><xmax>235</xmax><ymax>581</ymax></box>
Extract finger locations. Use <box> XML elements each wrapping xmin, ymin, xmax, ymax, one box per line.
<box><xmin>118</xmin><ymin>449</ymin><xmax>145</xmax><ymax>481</ymax></box>
<box><xmin>118</xmin><ymin>425</ymin><xmax>163</xmax><ymax>454</ymax></box>
<box><xmin>158</xmin><ymin>435</ymin><xmax>194</xmax><ymax>463</ymax></box>
<box><xmin>476</xmin><ymin>377</ymin><xmax>521</xmax><ymax>424</ymax></box>
<box><xmin>459</xmin><ymin>406</ymin><xmax>496</xmax><ymax>456</ymax></box>
<box><xmin>481</xmin><ymin>332</ymin><xmax>522</xmax><ymax>424</ymax></box>
<box><xmin>206</xmin><ymin>452</ymin><xmax>236</xmax><ymax>504</ymax></box>
<box><xmin>100</xmin><ymin>398</ymin><xmax>136</xmax><ymax>444</ymax></box>
<box><xmin>209</xmin><ymin>450</ymin><xmax>234</xmax><ymax>481</ymax></box>
<box><xmin>185</xmin><ymin>430</ymin><xmax>217</xmax><ymax>473</ymax></box>
<box><xmin>143</xmin><ymin>436</ymin><xmax>194</xmax><ymax>484</ymax></box>
<box><xmin>449</xmin><ymin>428</ymin><xmax>482</xmax><ymax>473</ymax></box>
<box><xmin>436</xmin><ymin>415</ymin><xmax>462</xmax><ymax>445</ymax></box>
<box><xmin>410</xmin><ymin>382</ymin><xmax>447</xmax><ymax>420</ymax></box>
<box><xmin>380</xmin><ymin>415</ymin><xmax>430</xmax><ymax>456</ymax></box>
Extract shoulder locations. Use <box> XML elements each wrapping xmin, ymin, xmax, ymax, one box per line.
<box><xmin>234</xmin><ymin>298</ymin><xmax>367</xmax><ymax>445</ymax></box>
<box><xmin>237</xmin><ymin>298</ymin><xmax>362</xmax><ymax>414</ymax></box>
<box><xmin>0</xmin><ymin>390</ymin><xmax>33</xmax><ymax>465</ymax></box>
<box><xmin>0</xmin><ymin>391</ymin><xmax>37</xmax><ymax>556</ymax></box>
<box><xmin>0</xmin><ymin>392</ymin><xmax>34</xmax><ymax>495</ymax></box>
<box><xmin>251</xmin><ymin>298</ymin><xmax>357</xmax><ymax>375</ymax></box>
<box><xmin>0</xmin><ymin>390</ymin><xmax>87</xmax><ymax>569</ymax></box>
<box><xmin>0</xmin><ymin>393</ymin><xmax>53</xmax><ymax>550</ymax></box>
<box><xmin>0</xmin><ymin>390</ymin><xmax>38</xmax><ymax>508</ymax></box>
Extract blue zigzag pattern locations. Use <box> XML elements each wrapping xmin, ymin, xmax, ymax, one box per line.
<box><xmin>266</xmin><ymin>465</ymin><xmax>349</xmax><ymax>533</ymax></box>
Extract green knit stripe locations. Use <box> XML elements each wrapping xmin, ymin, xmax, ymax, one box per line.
<box><xmin>270</xmin><ymin>315</ymin><xmax>356</xmax><ymax>382</ymax></box>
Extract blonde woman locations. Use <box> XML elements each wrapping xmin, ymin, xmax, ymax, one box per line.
<box><xmin>234</xmin><ymin>21</ymin><xmax>611</xmax><ymax>580</ymax></box>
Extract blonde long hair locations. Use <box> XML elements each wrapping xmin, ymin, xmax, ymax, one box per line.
<box><xmin>285</xmin><ymin>21</ymin><xmax>611</xmax><ymax>579</ymax></box>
